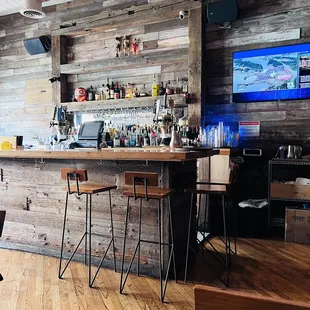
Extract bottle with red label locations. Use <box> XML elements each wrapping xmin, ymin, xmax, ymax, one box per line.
<box><xmin>115</xmin><ymin>81</ymin><xmax>120</xmax><ymax>99</ymax></box>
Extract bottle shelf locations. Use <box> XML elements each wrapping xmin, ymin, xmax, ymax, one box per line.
<box><xmin>63</xmin><ymin>94</ymin><xmax>186</xmax><ymax>113</ymax></box>
<box><xmin>60</xmin><ymin>48</ymin><xmax>188</xmax><ymax>75</ymax></box>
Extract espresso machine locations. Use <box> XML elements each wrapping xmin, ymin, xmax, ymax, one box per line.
<box><xmin>50</xmin><ymin>106</ymin><xmax>74</xmax><ymax>142</ymax></box>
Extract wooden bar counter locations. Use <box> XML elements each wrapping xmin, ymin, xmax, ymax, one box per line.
<box><xmin>0</xmin><ymin>148</ymin><xmax>215</xmax><ymax>277</ymax></box>
<box><xmin>0</xmin><ymin>148</ymin><xmax>215</xmax><ymax>162</ymax></box>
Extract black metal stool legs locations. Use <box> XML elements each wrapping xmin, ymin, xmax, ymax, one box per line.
<box><xmin>184</xmin><ymin>192</ymin><xmax>194</xmax><ymax>283</ymax></box>
<box><xmin>158</xmin><ymin>199</ymin><xmax>163</xmax><ymax>302</ymax></box>
<box><xmin>137</xmin><ymin>198</ymin><xmax>142</xmax><ymax>276</ymax></box>
<box><xmin>89</xmin><ymin>190</ymin><xmax>117</xmax><ymax>287</ymax></box>
<box><xmin>85</xmin><ymin>194</ymin><xmax>88</xmax><ymax>265</ymax></box>
<box><xmin>184</xmin><ymin>192</ymin><xmax>232</xmax><ymax>287</ymax></box>
<box><xmin>168</xmin><ymin>196</ymin><xmax>177</xmax><ymax>283</ymax></box>
<box><xmin>222</xmin><ymin>195</ymin><xmax>230</xmax><ymax>287</ymax></box>
<box><xmin>59</xmin><ymin>192</ymin><xmax>88</xmax><ymax>279</ymax></box>
<box><xmin>120</xmin><ymin>196</ymin><xmax>176</xmax><ymax>303</ymax></box>
<box><xmin>88</xmin><ymin>194</ymin><xmax>92</xmax><ymax>286</ymax></box>
<box><xmin>120</xmin><ymin>196</ymin><xmax>130</xmax><ymax>294</ymax></box>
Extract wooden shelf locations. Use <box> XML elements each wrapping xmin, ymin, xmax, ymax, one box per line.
<box><xmin>60</xmin><ymin>48</ymin><xmax>188</xmax><ymax>75</ymax></box>
<box><xmin>63</xmin><ymin>94</ymin><xmax>186</xmax><ymax>112</ymax></box>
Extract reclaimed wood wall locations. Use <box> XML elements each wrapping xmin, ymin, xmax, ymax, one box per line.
<box><xmin>204</xmin><ymin>0</ymin><xmax>310</xmax><ymax>146</ymax></box>
<box><xmin>0</xmin><ymin>0</ymin><xmax>200</xmax><ymax>144</ymax></box>
<box><xmin>0</xmin><ymin>0</ymin><xmax>202</xmax><ymax>272</ymax></box>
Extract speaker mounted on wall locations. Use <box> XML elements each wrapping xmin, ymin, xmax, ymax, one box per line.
<box><xmin>23</xmin><ymin>36</ymin><xmax>51</xmax><ymax>55</ymax></box>
<box><xmin>207</xmin><ymin>0</ymin><xmax>239</xmax><ymax>25</ymax></box>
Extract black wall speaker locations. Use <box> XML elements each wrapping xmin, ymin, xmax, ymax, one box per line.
<box><xmin>23</xmin><ymin>36</ymin><xmax>51</xmax><ymax>55</ymax></box>
<box><xmin>207</xmin><ymin>0</ymin><xmax>239</xmax><ymax>24</ymax></box>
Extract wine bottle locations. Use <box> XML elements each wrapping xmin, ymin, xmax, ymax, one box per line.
<box><xmin>110</xmin><ymin>81</ymin><xmax>115</xmax><ymax>99</ymax></box>
<box><xmin>106</xmin><ymin>78</ymin><xmax>111</xmax><ymax>100</ymax></box>
<box><xmin>115</xmin><ymin>81</ymin><xmax>120</xmax><ymax>99</ymax></box>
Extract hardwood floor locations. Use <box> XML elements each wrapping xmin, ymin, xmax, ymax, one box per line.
<box><xmin>0</xmin><ymin>239</ymin><xmax>309</xmax><ymax>309</ymax></box>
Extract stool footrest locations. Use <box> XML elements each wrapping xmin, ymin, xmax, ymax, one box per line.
<box><xmin>139</xmin><ymin>239</ymin><xmax>172</xmax><ymax>247</ymax></box>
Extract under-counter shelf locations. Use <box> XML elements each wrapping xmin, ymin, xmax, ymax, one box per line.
<box><xmin>63</xmin><ymin>94</ymin><xmax>186</xmax><ymax>112</ymax></box>
<box><xmin>270</xmin><ymin>183</ymin><xmax>310</xmax><ymax>202</ymax></box>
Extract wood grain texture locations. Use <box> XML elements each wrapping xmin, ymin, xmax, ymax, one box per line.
<box><xmin>194</xmin><ymin>285</ymin><xmax>310</xmax><ymax>310</ymax></box>
<box><xmin>0</xmin><ymin>249</ymin><xmax>195</xmax><ymax>310</ymax></box>
<box><xmin>270</xmin><ymin>183</ymin><xmax>310</xmax><ymax>201</ymax></box>
<box><xmin>0</xmin><ymin>158</ymin><xmax>197</xmax><ymax>276</ymax></box>
<box><xmin>0</xmin><ymin>1</ymin><xmax>191</xmax><ymax>145</ymax></box>
<box><xmin>1</xmin><ymin>239</ymin><xmax>310</xmax><ymax>309</ymax></box>
<box><xmin>203</xmin><ymin>0</ymin><xmax>310</xmax><ymax>144</ymax></box>
<box><xmin>188</xmin><ymin>7</ymin><xmax>202</xmax><ymax>126</ymax></box>
<box><xmin>0</xmin><ymin>149</ymin><xmax>213</xmax><ymax>162</ymax></box>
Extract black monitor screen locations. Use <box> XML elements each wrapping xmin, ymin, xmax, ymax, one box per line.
<box><xmin>78</xmin><ymin>121</ymin><xmax>103</xmax><ymax>140</ymax></box>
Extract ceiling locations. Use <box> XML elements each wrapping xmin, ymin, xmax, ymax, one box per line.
<box><xmin>0</xmin><ymin>0</ymin><xmax>73</xmax><ymax>16</ymax></box>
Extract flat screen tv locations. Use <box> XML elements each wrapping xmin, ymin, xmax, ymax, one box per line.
<box><xmin>233</xmin><ymin>43</ymin><xmax>310</xmax><ymax>103</ymax></box>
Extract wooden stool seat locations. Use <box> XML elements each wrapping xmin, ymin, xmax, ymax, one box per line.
<box><xmin>123</xmin><ymin>186</ymin><xmax>174</xmax><ymax>199</ymax></box>
<box><xmin>65</xmin><ymin>184</ymin><xmax>117</xmax><ymax>194</ymax></box>
<box><xmin>185</xmin><ymin>184</ymin><xmax>227</xmax><ymax>195</ymax></box>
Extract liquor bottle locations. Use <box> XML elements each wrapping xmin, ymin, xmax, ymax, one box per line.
<box><xmin>106</xmin><ymin>79</ymin><xmax>111</xmax><ymax>100</ymax></box>
<box><xmin>119</xmin><ymin>84</ymin><xmax>124</xmax><ymax>99</ymax></box>
<box><xmin>125</xmin><ymin>83</ymin><xmax>134</xmax><ymax>99</ymax></box>
<box><xmin>95</xmin><ymin>85</ymin><xmax>101</xmax><ymax>101</ymax></box>
<box><xmin>143</xmin><ymin>128</ymin><xmax>150</xmax><ymax>146</ymax></box>
<box><xmin>166</xmin><ymin>80</ymin><xmax>174</xmax><ymax>95</ymax></box>
<box><xmin>101</xmin><ymin>84</ymin><xmax>106</xmax><ymax>100</ymax></box>
<box><xmin>120</xmin><ymin>127</ymin><xmax>125</xmax><ymax>146</ymax></box>
<box><xmin>152</xmin><ymin>74</ymin><xmax>160</xmax><ymax>97</ymax></box>
<box><xmin>88</xmin><ymin>85</ymin><xmax>94</xmax><ymax>101</ymax></box>
<box><xmin>133</xmin><ymin>87</ymin><xmax>140</xmax><ymax>98</ymax></box>
<box><xmin>110</xmin><ymin>81</ymin><xmax>115</xmax><ymax>99</ymax></box>
<box><xmin>130</xmin><ymin>130</ymin><xmax>136</xmax><ymax>147</ymax></box>
<box><xmin>175</xmin><ymin>78</ymin><xmax>180</xmax><ymax>94</ymax></box>
<box><xmin>124</xmin><ymin>131</ymin><xmax>130</xmax><ymax>147</ymax></box>
<box><xmin>159</xmin><ymin>82</ymin><xmax>166</xmax><ymax>95</ymax></box>
<box><xmin>182</xmin><ymin>79</ymin><xmax>188</xmax><ymax>94</ymax></box>
<box><xmin>113</xmin><ymin>130</ymin><xmax>120</xmax><ymax>147</ymax></box>
<box><xmin>140</xmin><ymin>84</ymin><xmax>148</xmax><ymax>97</ymax></box>
<box><xmin>136</xmin><ymin>128</ymin><xmax>140</xmax><ymax>147</ymax></box>
<box><xmin>115</xmin><ymin>81</ymin><xmax>120</xmax><ymax>99</ymax></box>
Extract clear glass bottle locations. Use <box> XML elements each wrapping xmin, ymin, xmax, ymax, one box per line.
<box><xmin>101</xmin><ymin>84</ymin><xmax>106</xmax><ymax>100</ymax></box>
<box><xmin>113</xmin><ymin>130</ymin><xmax>120</xmax><ymax>147</ymax></box>
<box><xmin>106</xmin><ymin>79</ymin><xmax>111</xmax><ymax>100</ymax></box>
<box><xmin>140</xmin><ymin>84</ymin><xmax>148</xmax><ymax>97</ymax></box>
<box><xmin>88</xmin><ymin>85</ymin><xmax>94</xmax><ymax>101</ymax></box>
<box><xmin>159</xmin><ymin>82</ymin><xmax>165</xmax><ymax>96</ymax></box>
<box><xmin>110</xmin><ymin>81</ymin><xmax>115</xmax><ymax>99</ymax></box>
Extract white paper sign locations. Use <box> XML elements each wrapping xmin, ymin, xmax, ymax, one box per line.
<box><xmin>239</xmin><ymin>121</ymin><xmax>260</xmax><ymax>137</ymax></box>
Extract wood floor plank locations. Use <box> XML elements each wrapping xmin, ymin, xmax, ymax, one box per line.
<box><xmin>0</xmin><ymin>238</ymin><xmax>309</xmax><ymax>309</ymax></box>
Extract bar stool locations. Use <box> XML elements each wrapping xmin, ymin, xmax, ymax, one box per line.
<box><xmin>184</xmin><ymin>166</ymin><xmax>239</xmax><ymax>287</ymax></box>
<box><xmin>120</xmin><ymin>172</ymin><xmax>176</xmax><ymax>303</ymax></box>
<box><xmin>58</xmin><ymin>168</ymin><xmax>117</xmax><ymax>287</ymax></box>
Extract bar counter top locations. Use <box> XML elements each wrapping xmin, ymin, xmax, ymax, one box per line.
<box><xmin>0</xmin><ymin>148</ymin><xmax>217</xmax><ymax>162</ymax></box>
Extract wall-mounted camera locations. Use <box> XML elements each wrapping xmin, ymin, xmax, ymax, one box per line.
<box><xmin>178</xmin><ymin>10</ymin><xmax>188</xmax><ymax>20</ymax></box>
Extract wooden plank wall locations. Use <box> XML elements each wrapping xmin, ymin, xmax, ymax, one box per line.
<box><xmin>0</xmin><ymin>0</ymin><xmax>199</xmax><ymax>144</ymax></box>
<box><xmin>0</xmin><ymin>0</ymin><xmax>201</xmax><ymax>271</ymax></box>
<box><xmin>203</xmin><ymin>0</ymin><xmax>310</xmax><ymax>146</ymax></box>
